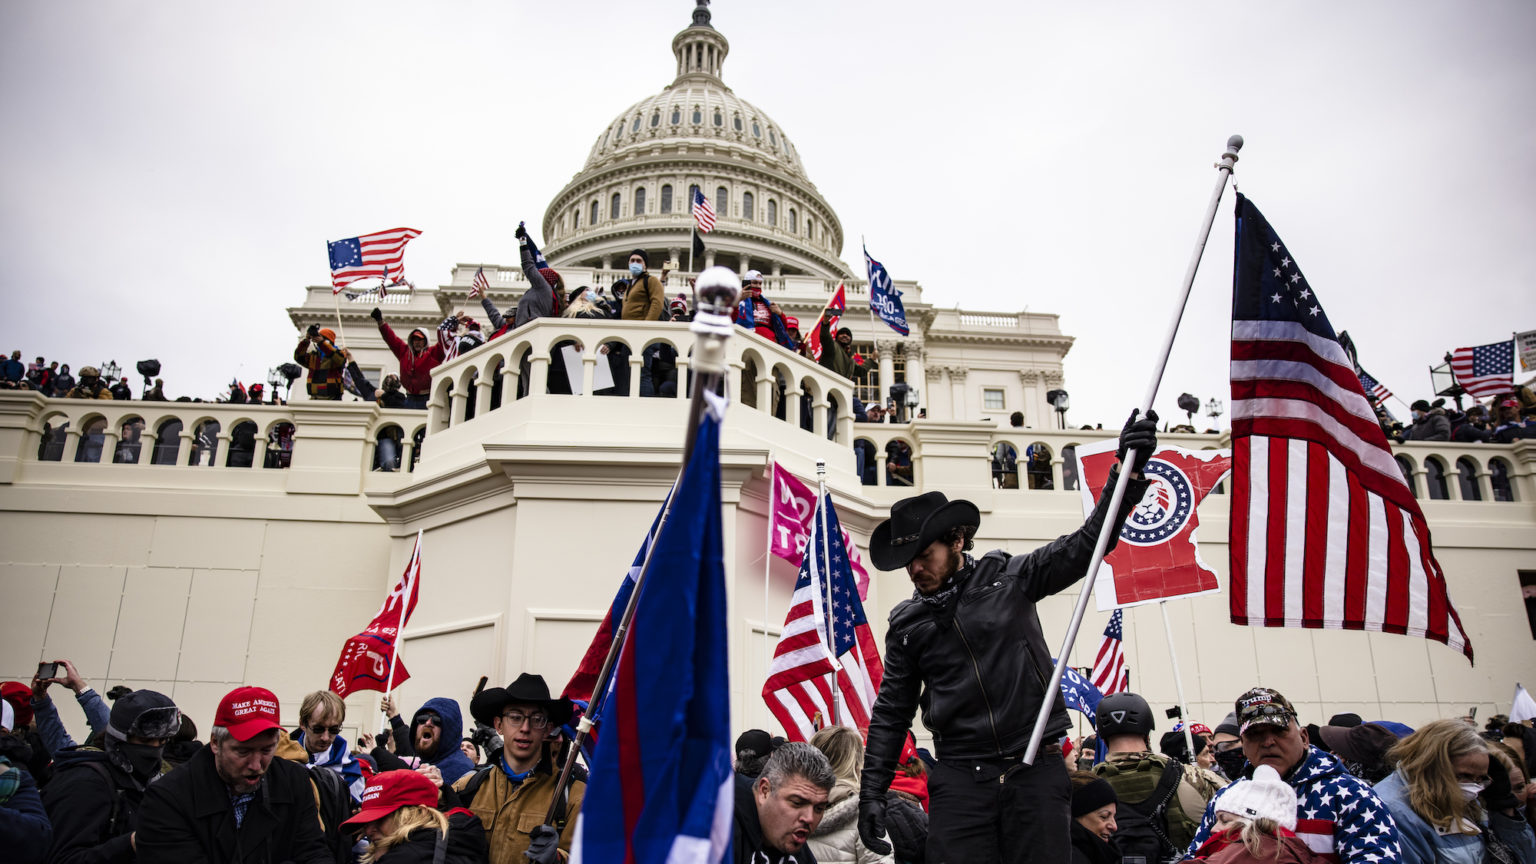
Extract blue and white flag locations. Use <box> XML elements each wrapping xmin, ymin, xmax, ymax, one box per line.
<box><xmin>573</xmin><ymin>402</ymin><xmax>732</xmax><ymax>864</ymax></box>
<box><xmin>1055</xmin><ymin>658</ymin><xmax>1105</xmax><ymax>725</ymax></box>
<box><xmin>520</xmin><ymin>221</ymin><xmax>550</xmax><ymax>269</ymax></box>
<box><xmin>864</xmin><ymin>245</ymin><xmax>909</xmax><ymax>337</ymax></box>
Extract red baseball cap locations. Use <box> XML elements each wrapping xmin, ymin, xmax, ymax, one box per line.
<box><xmin>214</xmin><ymin>686</ymin><xmax>282</xmax><ymax>741</ymax></box>
<box><xmin>783</xmin><ymin>315</ymin><xmax>800</xmax><ymax>331</ymax></box>
<box><xmin>1</xmin><ymin>682</ymin><xmax>34</xmax><ymax>728</ymax></box>
<box><xmin>343</xmin><ymin>770</ymin><xmax>440</xmax><ymax>826</ymax></box>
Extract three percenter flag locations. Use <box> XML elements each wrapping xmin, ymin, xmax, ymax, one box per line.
<box><xmin>1228</xmin><ymin>194</ymin><xmax>1471</xmax><ymax>660</ymax></box>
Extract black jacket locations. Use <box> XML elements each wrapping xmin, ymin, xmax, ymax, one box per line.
<box><xmin>861</xmin><ymin>469</ymin><xmax>1148</xmax><ymax>800</ymax></box>
<box><xmin>41</xmin><ymin>748</ymin><xmax>144</xmax><ymax>864</ymax></box>
<box><xmin>136</xmin><ymin>743</ymin><xmax>331</xmax><ymax>864</ymax></box>
<box><xmin>732</xmin><ymin>774</ymin><xmax>816</xmax><ymax>864</ymax></box>
<box><xmin>1070</xmin><ymin>820</ymin><xmax>1121</xmax><ymax>864</ymax></box>
<box><xmin>374</xmin><ymin>810</ymin><xmax>488</xmax><ymax>864</ymax></box>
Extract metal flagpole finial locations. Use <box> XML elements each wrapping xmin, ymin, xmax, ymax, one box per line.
<box><xmin>816</xmin><ymin>459</ymin><xmax>826</xmax><ymax>479</ymax></box>
<box><xmin>689</xmin><ymin>266</ymin><xmax>742</xmax><ymax>376</ymax></box>
<box><xmin>1219</xmin><ymin>135</ymin><xmax>1243</xmax><ymax>168</ymax></box>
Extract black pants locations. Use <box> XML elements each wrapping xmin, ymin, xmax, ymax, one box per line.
<box><xmin>927</xmin><ymin>750</ymin><xmax>1069</xmax><ymax>864</ymax></box>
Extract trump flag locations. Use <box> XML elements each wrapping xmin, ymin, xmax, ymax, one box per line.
<box><xmin>330</xmin><ymin>532</ymin><xmax>422</xmax><ymax>697</ymax></box>
<box><xmin>1074</xmin><ymin>440</ymin><xmax>1230</xmax><ymax>611</ymax></box>
<box><xmin>769</xmin><ymin>463</ymin><xmax>872</xmax><ymax>599</ymax></box>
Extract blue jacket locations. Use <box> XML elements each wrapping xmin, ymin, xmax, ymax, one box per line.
<box><xmin>1375</xmin><ymin>769</ymin><xmax>1536</xmax><ymax>864</ymax></box>
<box><xmin>406</xmin><ymin>697</ymin><xmax>475</xmax><ymax>787</ymax></box>
<box><xmin>31</xmin><ymin>688</ymin><xmax>111</xmax><ymax>758</ymax></box>
<box><xmin>0</xmin><ymin>761</ymin><xmax>53</xmax><ymax>864</ymax></box>
<box><xmin>735</xmin><ymin>297</ymin><xmax>794</xmax><ymax>349</ymax></box>
<box><xmin>0</xmin><ymin>358</ymin><xmax>23</xmax><ymax>383</ymax></box>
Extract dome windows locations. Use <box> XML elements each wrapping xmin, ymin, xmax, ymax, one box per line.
<box><xmin>733</xmin><ymin>114</ymin><xmax>743</xmax><ymax>132</ymax></box>
<box><xmin>661</xmin><ymin>184</ymin><xmax>674</xmax><ymax>214</ymax></box>
<box><xmin>650</xmin><ymin>111</ymin><xmax>660</xmax><ymax>128</ymax></box>
<box><xmin>768</xmin><ymin>129</ymin><xmax>778</xmax><ymax>147</ymax></box>
<box><xmin>742</xmin><ymin>191</ymin><xmax>754</xmax><ymax>222</ymax></box>
<box><xmin>713</xmin><ymin>110</ymin><xmax>723</xmax><ymax>127</ymax></box>
<box><xmin>788</xmin><ymin>208</ymin><xmax>797</xmax><ymax>234</ymax></box>
<box><xmin>671</xmin><ymin>107</ymin><xmax>681</xmax><ymax>125</ymax></box>
<box><xmin>635</xmin><ymin>187</ymin><xmax>646</xmax><ymax>215</ymax></box>
<box><xmin>692</xmin><ymin>106</ymin><xmax>702</xmax><ymax>124</ymax></box>
<box><xmin>807</xmin><ymin>217</ymin><xmax>815</xmax><ymax>241</ymax></box>
<box><xmin>590</xmin><ymin>200</ymin><xmax>600</xmax><ymax>226</ymax></box>
<box><xmin>767</xmin><ymin>199</ymin><xmax>776</xmax><ymax>226</ymax></box>
<box><xmin>631</xmin><ymin>115</ymin><xmax>641</xmax><ymax>133</ymax></box>
<box><xmin>610</xmin><ymin>192</ymin><xmax>622</xmax><ymax>220</ymax></box>
<box><xmin>752</xmin><ymin>121</ymin><xmax>761</xmax><ymax>138</ymax></box>
<box><xmin>715</xmin><ymin>186</ymin><xmax>728</xmax><ymax>217</ymax></box>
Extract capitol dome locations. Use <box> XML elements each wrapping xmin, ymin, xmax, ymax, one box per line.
<box><xmin>541</xmin><ymin>1</ymin><xmax>851</xmax><ymax>281</ymax></box>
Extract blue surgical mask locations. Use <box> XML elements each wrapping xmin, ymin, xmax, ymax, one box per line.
<box><xmin>629</xmin><ymin>263</ymin><xmax>644</xmax><ymax>276</ymax></box>
<box><xmin>586</xmin><ymin>290</ymin><xmax>599</xmax><ymax>302</ymax></box>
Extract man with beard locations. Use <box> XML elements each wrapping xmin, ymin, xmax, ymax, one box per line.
<box><xmin>42</xmin><ymin>690</ymin><xmax>181</xmax><ymax>863</ymax></box>
<box><xmin>382</xmin><ymin>694</ymin><xmax>475</xmax><ymax>787</ymax></box>
<box><xmin>857</xmin><ymin>413</ymin><xmax>1159</xmax><ymax>864</ymax></box>
<box><xmin>136</xmin><ymin>686</ymin><xmax>329</xmax><ymax>864</ymax></box>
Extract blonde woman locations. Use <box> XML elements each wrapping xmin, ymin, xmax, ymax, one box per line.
<box><xmin>807</xmin><ymin>726</ymin><xmax>894</xmax><ymax>864</ymax></box>
<box><xmin>1375</xmin><ymin>718</ymin><xmax>1534</xmax><ymax>864</ymax></box>
<box><xmin>1186</xmin><ymin>765</ymin><xmax>1319</xmax><ymax>863</ymax></box>
<box><xmin>343</xmin><ymin>770</ymin><xmax>486</xmax><ymax>864</ymax></box>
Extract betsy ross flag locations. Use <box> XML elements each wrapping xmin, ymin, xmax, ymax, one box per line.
<box><xmin>692</xmin><ymin>188</ymin><xmax>716</xmax><ymax>233</ymax></box>
<box><xmin>1089</xmin><ymin>610</ymin><xmax>1129</xmax><ymax>695</ymax></box>
<box><xmin>763</xmin><ymin>494</ymin><xmax>884</xmax><ymax>741</ymax></box>
<box><xmin>329</xmin><ymin>532</ymin><xmax>422</xmax><ymax>697</ymax></box>
<box><xmin>328</xmin><ymin>228</ymin><xmax>422</xmax><ymax>292</ymax></box>
<box><xmin>468</xmin><ymin>267</ymin><xmax>490</xmax><ymax>300</ymax></box>
<box><xmin>572</xmin><ymin>397</ymin><xmax>732</xmax><ymax>864</ymax></box>
<box><xmin>804</xmin><ymin>284</ymin><xmax>847</xmax><ymax>363</ymax></box>
<box><xmin>1229</xmin><ymin>194</ymin><xmax>1471</xmax><ymax>660</ymax></box>
<box><xmin>1449</xmin><ymin>340</ymin><xmax>1515</xmax><ymax>399</ymax></box>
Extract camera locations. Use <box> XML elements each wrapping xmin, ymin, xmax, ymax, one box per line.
<box><xmin>37</xmin><ymin>661</ymin><xmax>58</xmax><ymax>681</ymax></box>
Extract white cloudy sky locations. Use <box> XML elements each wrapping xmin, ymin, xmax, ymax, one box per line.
<box><xmin>3</xmin><ymin>1</ymin><xmax>1533</xmax><ymax>426</ymax></box>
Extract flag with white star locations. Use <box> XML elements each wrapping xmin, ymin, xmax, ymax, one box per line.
<box><xmin>1448</xmin><ymin>339</ymin><xmax>1515</xmax><ymax>399</ymax></box>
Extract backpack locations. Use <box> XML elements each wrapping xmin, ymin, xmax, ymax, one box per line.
<box><xmin>460</xmin><ymin>764</ymin><xmax>572</xmax><ymax>831</ymax></box>
<box><xmin>1093</xmin><ymin>755</ymin><xmax>1194</xmax><ymax>864</ymax></box>
<box><xmin>307</xmin><ymin>763</ymin><xmax>356</xmax><ymax>864</ymax></box>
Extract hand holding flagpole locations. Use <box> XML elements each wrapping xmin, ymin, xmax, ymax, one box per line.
<box><xmin>1023</xmin><ymin>135</ymin><xmax>1242</xmax><ymax>765</ymax></box>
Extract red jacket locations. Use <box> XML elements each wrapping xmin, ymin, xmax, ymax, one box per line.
<box><xmin>378</xmin><ymin>321</ymin><xmax>444</xmax><ymax>395</ymax></box>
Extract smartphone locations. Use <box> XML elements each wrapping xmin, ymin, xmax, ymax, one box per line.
<box><xmin>37</xmin><ymin>661</ymin><xmax>58</xmax><ymax>681</ymax></box>
<box><xmin>1469</xmin><ymin>706</ymin><xmax>1478</xmax><ymax>720</ymax></box>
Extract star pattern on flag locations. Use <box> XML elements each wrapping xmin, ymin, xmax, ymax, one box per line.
<box><xmin>1058</xmin><ymin>664</ymin><xmax>1102</xmax><ymax>723</ymax></box>
<box><xmin>329</xmin><ymin>238</ymin><xmax>362</xmax><ymax>268</ymax></box>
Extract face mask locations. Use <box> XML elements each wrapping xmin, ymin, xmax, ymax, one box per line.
<box><xmin>629</xmin><ymin>263</ymin><xmax>643</xmax><ymax>276</ymax></box>
<box><xmin>1460</xmin><ymin>781</ymin><xmax>1486</xmax><ymax>802</ymax></box>
<box><xmin>587</xmin><ymin>291</ymin><xmax>599</xmax><ymax>303</ymax></box>
<box><xmin>1215</xmin><ymin>747</ymin><xmax>1247</xmax><ymax>779</ymax></box>
<box><xmin>121</xmin><ymin>742</ymin><xmax>166</xmax><ymax>779</ymax></box>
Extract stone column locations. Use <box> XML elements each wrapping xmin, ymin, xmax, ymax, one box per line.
<box><xmin>905</xmin><ymin>345</ymin><xmax>926</xmax><ymax>415</ymax></box>
<box><xmin>948</xmin><ymin>366</ymin><xmax>968</xmax><ymax>422</ymax></box>
<box><xmin>175</xmin><ymin>430</ymin><xmax>194</xmax><ymax>466</ymax></box>
<box><xmin>1044</xmin><ymin>371</ymin><xmax>1065</xmax><ymax>429</ymax></box>
<box><xmin>926</xmin><ymin>365</ymin><xmax>946</xmax><ymax>421</ymax></box>
<box><xmin>875</xmin><ymin>339</ymin><xmax>897</xmax><ymax>412</ymax></box>
<box><xmin>400</xmin><ymin>437</ymin><xmax>416</xmax><ymax>473</ymax></box>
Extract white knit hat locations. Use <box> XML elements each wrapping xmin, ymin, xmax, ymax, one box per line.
<box><xmin>1</xmin><ymin>698</ymin><xmax>12</xmax><ymax>732</ymax></box>
<box><xmin>1215</xmin><ymin>764</ymin><xmax>1297</xmax><ymax>831</ymax></box>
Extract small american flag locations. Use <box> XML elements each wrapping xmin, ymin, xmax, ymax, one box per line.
<box><xmin>1449</xmin><ymin>340</ymin><xmax>1515</xmax><ymax>399</ymax></box>
<box><xmin>763</xmin><ymin>494</ymin><xmax>883</xmax><ymax>741</ymax></box>
<box><xmin>1089</xmin><ymin>610</ymin><xmax>1128</xmax><ymax>695</ymax></box>
<box><xmin>1357</xmin><ymin>368</ymin><xmax>1393</xmax><ymax>405</ymax></box>
<box><xmin>692</xmin><ymin>187</ymin><xmax>716</xmax><ymax>233</ymax></box>
<box><xmin>1229</xmin><ymin>194</ymin><xmax>1470</xmax><ymax>660</ymax></box>
<box><xmin>327</xmin><ymin>228</ymin><xmax>422</xmax><ymax>293</ymax></box>
<box><xmin>468</xmin><ymin>267</ymin><xmax>489</xmax><ymax>300</ymax></box>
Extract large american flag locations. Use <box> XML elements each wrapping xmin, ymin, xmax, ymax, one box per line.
<box><xmin>1089</xmin><ymin>609</ymin><xmax>1128</xmax><ymax>695</ymax></box>
<box><xmin>468</xmin><ymin>267</ymin><xmax>490</xmax><ymax>300</ymax></box>
<box><xmin>1228</xmin><ymin>194</ymin><xmax>1471</xmax><ymax>660</ymax></box>
<box><xmin>327</xmin><ymin>227</ymin><xmax>422</xmax><ymax>292</ymax></box>
<box><xmin>692</xmin><ymin>187</ymin><xmax>716</xmax><ymax>233</ymax></box>
<box><xmin>1449</xmin><ymin>340</ymin><xmax>1515</xmax><ymax>399</ymax></box>
<box><xmin>763</xmin><ymin>494</ymin><xmax>883</xmax><ymax>741</ymax></box>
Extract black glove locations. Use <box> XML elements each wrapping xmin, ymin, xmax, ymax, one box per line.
<box><xmin>1116</xmin><ymin>409</ymin><xmax>1159</xmax><ymax>474</ymax></box>
<box><xmin>370</xmin><ymin>307</ymin><xmax>383</xmax><ymax>322</ymax></box>
<box><xmin>524</xmin><ymin>824</ymin><xmax>560</xmax><ymax>863</ymax></box>
<box><xmin>515</xmin><ymin>222</ymin><xmax>528</xmax><ymax>241</ymax></box>
<box><xmin>1483</xmin><ymin>750</ymin><xmax>1519</xmax><ymax>813</ymax></box>
<box><xmin>857</xmin><ymin>797</ymin><xmax>892</xmax><ymax>856</ymax></box>
<box><xmin>306</xmin><ymin>323</ymin><xmax>320</xmax><ymax>339</ymax></box>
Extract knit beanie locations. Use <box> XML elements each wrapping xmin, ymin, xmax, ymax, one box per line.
<box><xmin>539</xmin><ymin>268</ymin><xmax>563</xmax><ymax>290</ymax></box>
<box><xmin>1215</xmin><ymin>764</ymin><xmax>1297</xmax><ymax>830</ymax></box>
<box><xmin>1071</xmin><ymin>777</ymin><xmax>1118</xmax><ymax>818</ymax></box>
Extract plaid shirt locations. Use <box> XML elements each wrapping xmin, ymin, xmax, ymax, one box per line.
<box><xmin>295</xmin><ymin>338</ymin><xmax>345</xmax><ymax>398</ymax></box>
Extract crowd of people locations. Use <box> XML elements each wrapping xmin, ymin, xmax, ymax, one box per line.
<box><xmin>0</xmin><ymin>352</ymin><xmax>167</xmax><ymax>402</ymax></box>
<box><xmin>1386</xmin><ymin>390</ymin><xmax>1536</xmax><ymax>444</ymax></box>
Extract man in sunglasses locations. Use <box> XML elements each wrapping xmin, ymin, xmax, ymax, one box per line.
<box><xmin>293</xmin><ymin>690</ymin><xmax>366</xmax><ymax>802</ymax></box>
<box><xmin>381</xmin><ymin>694</ymin><xmax>475</xmax><ymax>788</ymax></box>
<box><xmin>454</xmin><ymin>673</ymin><xmax>584</xmax><ymax>864</ymax></box>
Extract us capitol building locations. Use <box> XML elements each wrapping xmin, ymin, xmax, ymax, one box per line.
<box><xmin>2</xmin><ymin>2</ymin><xmax>1532</xmax><ymax>741</ymax></box>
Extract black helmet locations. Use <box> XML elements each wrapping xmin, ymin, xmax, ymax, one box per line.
<box><xmin>106</xmin><ymin>689</ymin><xmax>181</xmax><ymax>743</ymax></box>
<box><xmin>1096</xmin><ymin>692</ymin><xmax>1155</xmax><ymax>739</ymax></box>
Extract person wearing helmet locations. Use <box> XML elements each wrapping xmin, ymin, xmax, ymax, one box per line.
<box><xmin>295</xmin><ymin>324</ymin><xmax>346</xmax><ymax>401</ymax></box>
<box><xmin>64</xmin><ymin>366</ymin><xmax>114</xmax><ymax>400</ymax></box>
<box><xmin>41</xmin><ymin>689</ymin><xmax>181</xmax><ymax>862</ymax></box>
<box><xmin>1091</xmin><ymin>692</ymin><xmax>1223</xmax><ymax>862</ymax></box>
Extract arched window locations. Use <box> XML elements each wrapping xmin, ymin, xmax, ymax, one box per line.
<box><xmin>572</xmin><ymin>206</ymin><xmax>580</xmax><ymax>229</ymax></box>
<box><xmin>689</xmin><ymin>184</ymin><xmax>700</xmax><ymax>209</ymax></box>
<box><xmin>1395</xmin><ymin>454</ymin><xmax>1418</xmax><ymax>497</ymax></box>
<box><xmin>610</xmin><ymin>192</ymin><xmax>622</xmax><ymax>220</ymax></box>
<box><xmin>733</xmin><ymin>114</ymin><xmax>743</xmax><ymax>131</ymax></box>
<box><xmin>716</xmin><ymin>186</ymin><xmax>728</xmax><ymax>217</ymax></box>
<box><xmin>671</xmin><ymin>107</ymin><xmax>681</xmax><ymax>125</ymax></box>
<box><xmin>590</xmin><ymin>200</ymin><xmax>599</xmax><ymax>225</ymax></box>
<box><xmin>1025</xmin><ymin>443</ymin><xmax>1054</xmax><ymax>490</ymax></box>
<box><xmin>713</xmin><ymin>110</ymin><xmax>723</xmax><ymax>127</ymax></box>
<box><xmin>1424</xmin><ymin>457</ymin><xmax>1449</xmax><ymax>500</ymax></box>
<box><xmin>742</xmin><ymin>192</ymin><xmax>754</xmax><ymax>221</ymax></box>
<box><xmin>807</xmin><ymin>217</ymin><xmax>815</xmax><ymax>241</ymax></box>
<box><xmin>1456</xmin><ymin>457</ymin><xmax>1482</xmax><ymax>501</ymax></box>
<box><xmin>767</xmin><ymin>199</ymin><xmax>777</xmax><ymax>225</ymax></box>
<box><xmin>752</xmin><ymin>121</ymin><xmax>762</xmax><ymax>138</ymax></box>
<box><xmin>634</xmin><ymin>187</ymin><xmax>646</xmax><ymax>215</ymax></box>
<box><xmin>631</xmin><ymin>115</ymin><xmax>641</xmax><ymax>132</ymax></box>
<box><xmin>650</xmin><ymin>111</ymin><xmax>660</xmax><ymax>128</ymax></box>
<box><xmin>1490</xmin><ymin>457</ymin><xmax>1516</xmax><ymax>501</ymax></box>
<box><xmin>788</xmin><ymin>208</ymin><xmax>797</xmax><ymax>234</ymax></box>
<box><xmin>661</xmin><ymin>184</ymin><xmax>673</xmax><ymax>214</ymax></box>
<box><xmin>991</xmin><ymin>442</ymin><xmax>1019</xmax><ymax>489</ymax></box>
<box><xmin>769</xmin><ymin>129</ymin><xmax>778</xmax><ymax>147</ymax></box>
<box><xmin>692</xmin><ymin>106</ymin><xmax>702</xmax><ymax>124</ymax></box>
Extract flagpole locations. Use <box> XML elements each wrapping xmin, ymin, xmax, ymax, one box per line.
<box><xmin>1158</xmin><ymin>600</ymin><xmax>1198</xmax><ymax>765</ymax></box>
<box><xmin>382</xmin><ymin>530</ymin><xmax>420</xmax><ymax>734</ymax></box>
<box><xmin>862</xmin><ymin>236</ymin><xmax>878</xmax><ymax>337</ymax></box>
<box><xmin>1023</xmin><ymin>134</ymin><xmax>1243</xmax><ymax>765</ymax></box>
<box><xmin>764</xmin><ymin>464</ymin><xmax>776</xmax><ymax>688</ymax></box>
<box><xmin>817</xmin><ymin>458</ymin><xmax>839</xmax><ymax>726</ymax></box>
<box><xmin>544</xmin><ymin>267</ymin><xmax>741</xmax><ymax>825</ymax></box>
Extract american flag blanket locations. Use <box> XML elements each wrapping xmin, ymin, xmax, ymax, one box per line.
<box><xmin>1187</xmin><ymin>746</ymin><xmax>1401</xmax><ymax>863</ymax></box>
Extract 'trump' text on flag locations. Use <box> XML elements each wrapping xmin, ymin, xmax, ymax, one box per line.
<box><xmin>329</xmin><ymin>532</ymin><xmax>423</xmax><ymax>697</ymax></box>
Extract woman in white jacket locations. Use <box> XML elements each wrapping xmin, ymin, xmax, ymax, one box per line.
<box><xmin>808</xmin><ymin>726</ymin><xmax>896</xmax><ymax>864</ymax></box>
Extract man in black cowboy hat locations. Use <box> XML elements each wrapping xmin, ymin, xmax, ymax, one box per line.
<box><xmin>857</xmin><ymin>413</ymin><xmax>1158</xmax><ymax>863</ymax></box>
<box><xmin>453</xmin><ymin>673</ymin><xmax>582</xmax><ymax>864</ymax></box>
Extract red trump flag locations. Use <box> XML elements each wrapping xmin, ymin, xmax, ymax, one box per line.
<box><xmin>330</xmin><ymin>532</ymin><xmax>423</xmax><ymax>697</ymax></box>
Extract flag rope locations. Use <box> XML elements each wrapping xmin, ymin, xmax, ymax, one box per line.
<box><xmin>1023</xmin><ymin>135</ymin><xmax>1243</xmax><ymax>765</ymax></box>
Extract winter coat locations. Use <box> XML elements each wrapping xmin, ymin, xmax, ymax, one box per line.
<box><xmin>861</xmin><ymin>469</ymin><xmax>1149</xmax><ymax>800</ymax></box>
<box><xmin>450</xmin><ymin>762</ymin><xmax>584</xmax><ymax>864</ymax></box>
<box><xmin>135</xmin><ymin>742</ymin><xmax>332</xmax><ymax>864</ymax></box>
<box><xmin>378</xmin><ymin>322</ymin><xmax>445</xmax><ymax>396</ymax></box>
<box><xmin>621</xmin><ymin>272</ymin><xmax>666</xmax><ymax>322</ymax></box>
<box><xmin>817</xmin><ymin>316</ymin><xmax>857</xmax><ymax>380</ymax></box>
<box><xmin>41</xmin><ymin>746</ymin><xmax>149</xmax><ymax>864</ymax></box>
<box><xmin>1404</xmin><ymin>409</ymin><xmax>1451</xmax><ymax>442</ymax></box>
<box><xmin>732</xmin><ymin>774</ymin><xmax>816</xmax><ymax>864</ymax></box>
<box><xmin>372</xmin><ymin>809</ymin><xmax>488</xmax><ymax>864</ymax></box>
<box><xmin>510</xmin><ymin>238</ymin><xmax>558</xmax><ymax>330</ymax></box>
<box><xmin>30</xmin><ymin>687</ymin><xmax>110</xmax><ymax>757</ymax></box>
<box><xmin>1070</xmin><ymin>820</ymin><xmax>1121</xmax><ymax>864</ymax></box>
<box><xmin>1373</xmin><ymin>769</ymin><xmax>1535</xmax><ymax>864</ymax></box>
<box><xmin>1189</xmin><ymin>747</ymin><xmax>1401</xmax><ymax>864</ymax></box>
<box><xmin>1191</xmin><ymin>826</ymin><xmax>1323</xmax><ymax>863</ymax></box>
<box><xmin>1</xmin><ymin>357</ymin><xmax>24</xmax><ymax>382</ymax></box>
<box><xmin>295</xmin><ymin>337</ymin><xmax>346</xmax><ymax>399</ymax></box>
<box><xmin>65</xmin><ymin>382</ymin><xmax>113</xmax><ymax>400</ymax></box>
<box><xmin>807</xmin><ymin>781</ymin><xmax>894</xmax><ymax>864</ymax></box>
<box><xmin>0</xmin><ymin>761</ymin><xmax>52</xmax><ymax>864</ymax></box>
<box><xmin>735</xmin><ymin>296</ymin><xmax>795</xmax><ymax>349</ymax></box>
<box><xmin>388</xmin><ymin>697</ymin><xmax>476</xmax><ymax>787</ymax></box>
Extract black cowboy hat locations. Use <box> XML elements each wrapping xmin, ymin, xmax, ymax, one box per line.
<box><xmin>469</xmin><ymin>673</ymin><xmax>574</xmax><ymax>728</ymax></box>
<box><xmin>870</xmin><ymin>491</ymin><xmax>980</xmax><ymax>571</ymax></box>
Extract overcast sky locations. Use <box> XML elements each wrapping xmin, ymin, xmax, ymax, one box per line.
<box><xmin>3</xmin><ymin>1</ymin><xmax>1532</xmax><ymax>427</ymax></box>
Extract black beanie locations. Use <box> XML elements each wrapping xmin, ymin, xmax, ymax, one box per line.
<box><xmin>1071</xmin><ymin>777</ymin><xmax>1118</xmax><ymax>818</ymax></box>
<box><xmin>630</xmin><ymin>248</ymin><xmax>649</xmax><ymax>265</ymax></box>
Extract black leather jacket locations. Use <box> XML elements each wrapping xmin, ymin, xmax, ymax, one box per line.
<box><xmin>861</xmin><ymin>469</ymin><xmax>1148</xmax><ymax>800</ymax></box>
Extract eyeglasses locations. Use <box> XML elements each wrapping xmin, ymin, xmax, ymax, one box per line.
<box><xmin>307</xmin><ymin>724</ymin><xmax>342</xmax><ymax>736</ymax></box>
<box><xmin>500</xmin><ymin>711</ymin><xmax>549</xmax><ymax>730</ymax></box>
